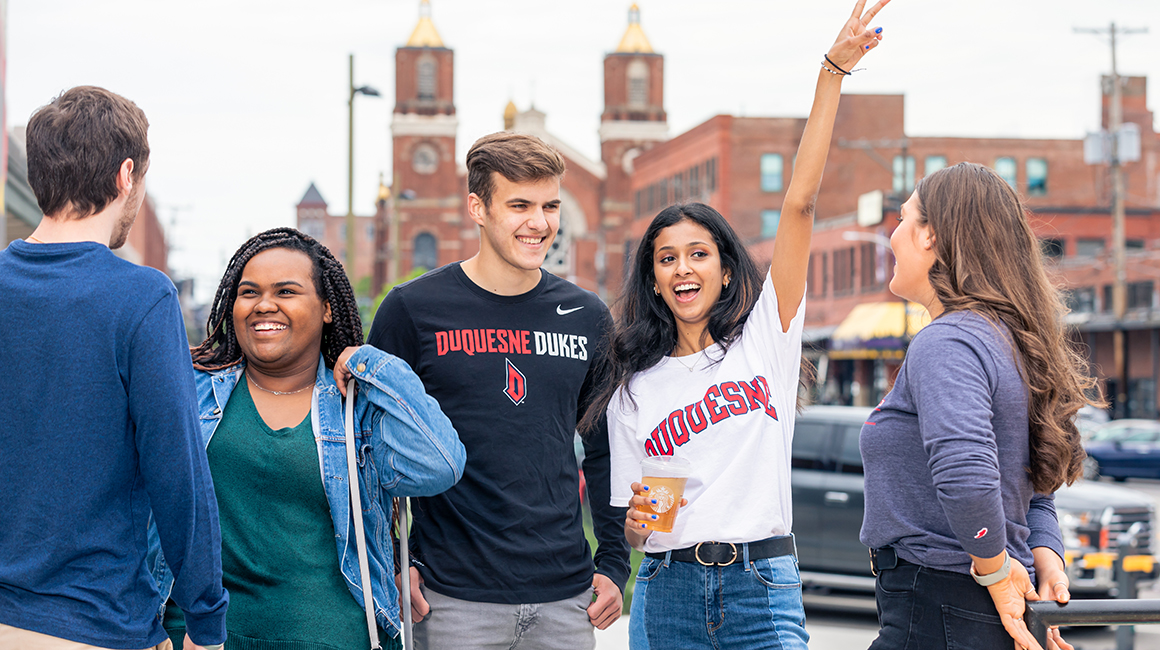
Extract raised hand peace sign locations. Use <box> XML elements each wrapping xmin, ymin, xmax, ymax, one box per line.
<box><xmin>827</xmin><ymin>0</ymin><xmax>891</xmax><ymax>72</ymax></box>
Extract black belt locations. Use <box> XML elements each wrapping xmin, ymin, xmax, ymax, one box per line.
<box><xmin>869</xmin><ymin>546</ymin><xmax>909</xmax><ymax>576</ymax></box>
<box><xmin>646</xmin><ymin>535</ymin><xmax>795</xmax><ymax>567</ymax></box>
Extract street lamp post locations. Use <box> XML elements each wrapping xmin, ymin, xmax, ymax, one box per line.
<box><xmin>346</xmin><ymin>53</ymin><xmax>380</xmax><ymax>289</ymax></box>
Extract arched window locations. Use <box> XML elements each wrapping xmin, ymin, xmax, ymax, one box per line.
<box><xmin>627</xmin><ymin>59</ymin><xmax>649</xmax><ymax>108</ymax></box>
<box><xmin>543</xmin><ymin>189</ymin><xmax>587</xmax><ymax>277</ymax></box>
<box><xmin>413</xmin><ymin>232</ymin><xmax>437</xmax><ymax>272</ymax></box>
<box><xmin>417</xmin><ymin>57</ymin><xmax>436</xmax><ymax>101</ymax></box>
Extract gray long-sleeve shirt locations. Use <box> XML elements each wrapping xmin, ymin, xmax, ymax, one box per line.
<box><xmin>860</xmin><ymin>310</ymin><xmax>1066</xmax><ymax>577</ymax></box>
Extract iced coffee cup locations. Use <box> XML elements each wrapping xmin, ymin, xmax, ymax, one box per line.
<box><xmin>639</xmin><ymin>456</ymin><xmax>691</xmax><ymax>533</ymax></box>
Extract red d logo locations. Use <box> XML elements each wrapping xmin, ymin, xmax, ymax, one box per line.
<box><xmin>504</xmin><ymin>358</ymin><xmax>527</xmax><ymax>405</ymax></box>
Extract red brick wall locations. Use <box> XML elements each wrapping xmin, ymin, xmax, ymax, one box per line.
<box><xmin>127</xmin><ymin>194</ymin><xmax>168</xmax><ymax>275</ymax></box>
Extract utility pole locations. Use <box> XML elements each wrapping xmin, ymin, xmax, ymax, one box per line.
<box><xmin>1075</xmin><ymin>23</ymin><xmax>1148</xmax><ymax>418</ymax></box>
<box><xmin>346</xmin><ymin>54</ymin><xmax>381</xmax><ymax>290</ymax></box>
<box><xmin>389</xmin><ymin>171</ymin><xmax>401</xmax><ymax>286</ymax></box>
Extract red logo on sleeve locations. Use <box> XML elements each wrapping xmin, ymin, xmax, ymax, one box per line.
<box><xmin>974</xmin><ymin>528</ymin><xmax>988</xmax><ymax>539</ymax></box>
<box><xmin>504</xmin><ymin>358</ymin><xmax>527</xmax><ymax>405</ymax></box>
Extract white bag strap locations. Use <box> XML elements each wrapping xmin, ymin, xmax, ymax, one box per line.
<box><xmin>399</xmin><ymin>496</ymin><xmax>413</xmax><ymax>650</ymax></box>
<box><xmin>344</xmin><ymin>379</ymin><xmax>381</xmax><ymax>650</ymax></box>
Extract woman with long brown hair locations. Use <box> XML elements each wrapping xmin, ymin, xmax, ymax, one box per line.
<box><xmin>860</xmin><ymin>162</ymin><xmax>1097</xmax><ymax>650</ymax></box>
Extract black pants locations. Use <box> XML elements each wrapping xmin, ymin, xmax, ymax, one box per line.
<box><xmin>869</xmin><ymin>559</ymin><xmax>1012</xmax><ymax>650</ymax></box>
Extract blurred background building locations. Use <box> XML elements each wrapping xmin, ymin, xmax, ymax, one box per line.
<box><xmin>296</xmin><ymin>1</ymin><xmax>1159</xmax><ymax>417</ymax></box>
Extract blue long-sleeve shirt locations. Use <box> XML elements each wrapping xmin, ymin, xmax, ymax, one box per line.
<box><xmin>860</xmin><ymin>310</ymin><xmax>1066</xmax><ymax>578</ymax></box>
<box><xmin>0</xmin><ymin>240</ymin><xmax>227</xmax><ymax>647</ymax></box>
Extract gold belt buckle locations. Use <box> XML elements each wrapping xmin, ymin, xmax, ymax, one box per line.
<box><xmin>695</xmin><ymin>541</ymin><xmax>738</xmax><ymax>567</ymax></box>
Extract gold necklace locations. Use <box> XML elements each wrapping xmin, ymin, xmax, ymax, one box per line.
<box><xmin>246</xmin><ymin>372</ymin><xmax>313</xmax><ymax>396</ymax></box>
<box><xmin>27</xmin><ymin>235</ymin><xmax>47</xmax><ymax>244</ymax></box>
<box><xmin>672</xmin><ymin>351</ymin><xmax>700</xmax><ymax>372</ymax></box>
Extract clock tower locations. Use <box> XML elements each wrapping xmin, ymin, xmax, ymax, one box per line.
<box><xmin>600</xmin><ymin>4</ymin><xmax>667</xmax><ymax>297</ymax></box>
<box><xmin>380</xmin><ymin>0</ymin><xmax>465</xmax><ymax>292</ymax></box>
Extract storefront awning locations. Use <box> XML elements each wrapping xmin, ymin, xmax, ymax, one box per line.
<box><xmin>829</xmin><ymin>301</ymin><xmax>930</xmax><ymax>359</ymax></box>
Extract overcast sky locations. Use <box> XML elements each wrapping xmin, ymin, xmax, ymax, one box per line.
<box><xmin>7</xmin><ymin>0</ymin><xmax>1160</xmax><ymax>300</ymax></box>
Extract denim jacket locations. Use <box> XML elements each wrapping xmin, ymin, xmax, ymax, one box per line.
<box><xmin>148</xmin><ymin>345</ymin><xmax>465</xmax><ymax>637</ymax></box>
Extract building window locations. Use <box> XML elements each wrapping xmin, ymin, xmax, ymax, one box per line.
<box><xmin>707</xmin><ymin>158</ymin><xmax>718</xmax><ymax>193</ymax></box>
<box><xmin>924</xmin><ymin>155</ymin><xmax>947</xmax><ymax>177</ymax></box>
<box><xmin>1026</xmin><ymin>158</ymin><xmax>1047</xmax><ymax>196</ymax></box>
<box><xmin>1129</xmin><ymin>281</ymin><xmax>1154</xmax><ymax>310</ymax></box>
<box><xmin>673</xmin><ymin>173</ymin><xmax>684</xmax><ymax>202</ymax></box>
<box><xmin>821</xmin><ymin>252</ymin><xmax>829</xmax><ymax>297</ymax></box>
<box><xmin>1128</xmin><ymin>239</ymin><xmax>1146</xmax><ymax>251</ymax></box>
<box><xmin>833</xmin><ymin>247</ymin><xmax>856</xmax><ymax>295</ymax></box>
<box><xmin>761</xmin><ymin>210</ymin><xmax>781</xmax><ymax>238</ymax></box>
<box><xmin>1067</xmin><ymin>287</ymin><xmax>1096</xmax><ymax>314</ymax></box>
<box><xmin>365</xmin><ymin>224</ymin><xmax>375</xmax><ymax>240</ymax></box>
<box><xmin>892</xmin><ymin>155</ymin><xmax>915</xmax><ymax>194</ymax></box>
<box><xmin>627</xmin><ymin>59</ymin><xmax>649</xmax><ymax>108</ymax></box>
<box><xmin>1076</xmin><ymin>238</ymin><xmax>1106</xmax><ymax>257</ymax></box>
<box><xmin>761</xmin><ymin>154</ymin><xmax>784</xmax><ymax>193</ymax></box>
<box><xmin>994</xmin><ymin>157</ymin><xmax>1016</xmax><ymax>189</ymax></box>
<box><xmin>690</xmin><ymin>166</ymin><xmax>701</xmax><ymax>198</ymax></box>
<box><xmin>417</xmin><ymin>57</ymin><xmax>436</xmax><ymax>101</ymax></box>
<box><xmin>413</xmin><ymin>232</ymin><xmax>437</xmax><ymax>272</ymax></box>
<box><xmin>860</xmin><ymin>242</ymin><xmax>882</xmax><ymax>291</ymax></box>
<box><xmin>807</xmin><ymin>254</ymin><xmax>817</xmax><ymax>297</ymax></box>
<box><xmin>1039</xmin><ymin>238</ymin><xmax>1064</xmax><ymax>260</ymax></box>
<box><xmin>301</xmin><ymin>219</ymin><xmax>324</xmax><ymax>241</ymax></box>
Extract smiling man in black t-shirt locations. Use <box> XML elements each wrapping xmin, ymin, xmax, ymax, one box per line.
<box><xmin>368</xmin><ymin>132</ymin><xmax>629</xmax><ymax>650</ymax></box>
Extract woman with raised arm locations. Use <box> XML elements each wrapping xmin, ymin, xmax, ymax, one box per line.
<box><xmin>153</xmin><ymin>228</ymin><xmax>465</xmax><ymax>650</ymax></box>
<box><xmin>583</xmin><ymin>2</ymin><xmax>890</xmax><ymax>648</ymax></box>
<box><xmin>859</xmin><ymin>162</ymin><xmax>1095</xmax><ymax>650</ymax></box>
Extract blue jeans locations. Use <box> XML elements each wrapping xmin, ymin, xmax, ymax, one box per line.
<box><xmin>869</xmin><ymin>559</ymin><xmax>1012</xmax><ymax>650</ymax></box>
<box><xmin>628</xmin><ymin>552</ymin><xmax>808</xmax><ymax>650</ymax></box>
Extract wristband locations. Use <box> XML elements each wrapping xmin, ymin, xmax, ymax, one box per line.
<box><xmin>970</xmin><ymin>552</ymin><xmax>1011</xmax><ymax>587</ymax></box>
<box><xmin>203</xmin><ymin>645</ymin><xmax>224</xmax><ymax>650</ymax></box>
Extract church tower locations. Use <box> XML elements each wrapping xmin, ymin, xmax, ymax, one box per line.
<box><xmin>379</xmin><ymin>0</ymin><xmax>464</xmax><ymax>293</ymax></box>
<box><xmin>600</xmin><ymin>4</ymin><xmax>668</xmax><ymax>295</ymax></box>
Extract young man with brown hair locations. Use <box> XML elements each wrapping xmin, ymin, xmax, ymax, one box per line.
<box><xmin>368</xmin><ymin>132</ymin><xmax>629</xmax><ymax>650</ymax></box>
<box><xmin>0</xmin><ymin>86</ymin><xmax>227</xmax><ymax>650</ymax></box>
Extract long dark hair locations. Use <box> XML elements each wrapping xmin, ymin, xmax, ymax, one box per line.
<box><xmin>191</xmin><ymin>227</ymin><xmax>363</xmax><ymax>371</ymax></box>
<box><xmin>580</xmin><ymin>203</ymin><xmax>764</xmax><ymax>434</ymax></box>
<box><xmin>916</xmin><ymin>163</ymin><xmax>1099</xmax><ymax>493</ymax></box>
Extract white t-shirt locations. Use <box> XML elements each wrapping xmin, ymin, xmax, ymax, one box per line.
<box><xmin>608</xmin><ymin>275</ymin><xmax>805</xmax><ymax>553</ymax></box>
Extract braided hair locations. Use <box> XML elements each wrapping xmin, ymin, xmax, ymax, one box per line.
<box><xmin>191</xmin><ymin>227</ymin><xmax>363</xmax><ymax>371</ymax></box>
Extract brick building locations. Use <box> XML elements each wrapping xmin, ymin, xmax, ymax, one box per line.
<box><xmin>297</xmin><ymin>1</ymin><xmax>669</xmax><ymax>301</ymax></box>
<box><xmin>629</xmin><ymin>78</ymin><xmax>1159</xmax><ymax>412</ymax></box>
<box><xmin>294</xmin><ymin>1</ymin><xmax>1160</xmax><ymax>416</ymax></box>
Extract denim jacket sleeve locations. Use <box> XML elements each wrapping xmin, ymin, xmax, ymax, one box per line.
<box><xmin>346</xmin><ymin>345</ymin><xmax>465</xmax><ymax>496</ymax></box>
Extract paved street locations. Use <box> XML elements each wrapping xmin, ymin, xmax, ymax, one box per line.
<box><xmin>596</xmin><ymin>478</ymin><xmax>1160</xmax><ymax>650</ymax></box>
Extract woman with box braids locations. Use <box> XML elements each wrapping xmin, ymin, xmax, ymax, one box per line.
<box><xmin>191</xmin><ymin>227</ymin><xmax>361</xmax><ymax>370</ymax></box>
<box><xmin>161</xmin><ymin>227</ymin><xmax>464</xmax><ymax>650</ymax></box>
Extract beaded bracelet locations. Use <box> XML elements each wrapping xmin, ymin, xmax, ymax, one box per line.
<box><xmin>821</xmin><ymin>61</ymin><xmax>848</xmax><ymax>76</ymax></box>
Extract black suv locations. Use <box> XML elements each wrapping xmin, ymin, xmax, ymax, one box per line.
<box><xmin>792</xmin><ymin>406</ymin><xmax>1157</xmax><ymax>596</ymax></box>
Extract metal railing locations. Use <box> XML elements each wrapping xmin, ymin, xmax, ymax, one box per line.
<box><xmin>1027</xmin><ymin>522</ymin><xmax>1160</xmax><ymax>650</ymax></box>
<box><xmin>1026</xmin><ymin>599</ymin><xmax>1160</xmax><ymax>648</ymax></box>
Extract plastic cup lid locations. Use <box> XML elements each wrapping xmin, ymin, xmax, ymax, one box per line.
<box><xmin>640</xmin><ymin>455</ymin><xmax>691</xmax><ymax>478</ymax></box>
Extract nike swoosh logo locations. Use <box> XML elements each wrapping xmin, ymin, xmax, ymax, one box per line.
<box><xmin>557</xmin><ymin>305</ymin><xmax>584</xmax><ymax>315</ymax></box>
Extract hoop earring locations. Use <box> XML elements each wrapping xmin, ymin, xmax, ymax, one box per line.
<box><xmin>653</xmin><ymin>285</ymin><xmax>660</xmax><ymax>295</ymax></box>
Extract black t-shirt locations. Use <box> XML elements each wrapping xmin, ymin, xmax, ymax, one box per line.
<box><xmin>367</xmin><ymin>263</ymin><xmax>630</xmax><ymax>604</ymax></box>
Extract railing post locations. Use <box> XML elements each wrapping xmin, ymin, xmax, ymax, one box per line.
<box><xmin>1116</xmin><ymin>523</ymin><xmax>1144</xmax><ymax>650</ymax></box>
<box><xmin>1025</xmin><ymin>603</ymin><xmax>1050</xmax><ymax>648</ymax></box>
